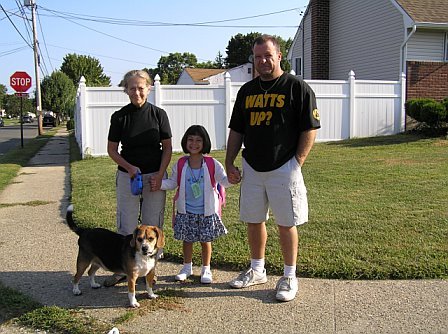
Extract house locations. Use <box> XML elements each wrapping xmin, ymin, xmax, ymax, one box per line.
<box><xmin>287</xmin><ymin>0</ymin><xmax>448</xmax><ymax>101</ymax></box>
<box><xmin>177</xmin><ymin>68</ymin><xmax>226</xmax><ymax>85</ymax></box>
<box><xmin>176</xmin><ymin>63</ymin><xmax>253</xmax><ymax>85</ymax></box>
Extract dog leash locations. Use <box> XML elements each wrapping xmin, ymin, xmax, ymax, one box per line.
<box><xmin>138</xmin><ymin>193</ymin><xmax>143</xmax><ymax>225</ymax></box>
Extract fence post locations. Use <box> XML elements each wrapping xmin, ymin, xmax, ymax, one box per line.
<box><xmin>154</xmin><ymin>74</ymin><xmax>161</xmax><ymax>107</ymax></box>
<box><xmin>348</xmin><ymin>70</ymin><xmax>356</xmax><ymax>139</ymax></box>
<box><xmin>400</xmin><ymin>72</ymin><xmax>406</xmax><ymax>132</ymax></box>
<box><xmin>224</xmin><ymin>72</ymin><xmax>232</xmax><ymax>148</ymax></box>
<box><xmin>78</xmin><ymin>76</ymin><xmax>88</xmax><ymax>158</ymax></box>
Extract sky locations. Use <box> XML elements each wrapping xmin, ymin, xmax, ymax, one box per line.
<box><xmin>0</xmin><ymin>0</ymin><xmax>309</xmax><ymax>94</ymax></box>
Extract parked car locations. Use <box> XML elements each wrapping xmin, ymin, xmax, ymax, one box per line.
<box><xmin>43</xmin><ymin>114</ymin><xmax>56</xmax><ymax>127</ymax></box>
<box><xmin>22</xmin><ymin>115</ymin><xmax>33</xmax><ymax>123</ymax></box>
<box><xmin>0</xmin><ymin>118</ymin><xmax>4</xmax><ymax>127</ymax></box>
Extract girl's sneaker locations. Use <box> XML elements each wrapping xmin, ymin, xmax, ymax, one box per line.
<box><xmin>200</xmin><ymin>268</ymin><xmax>213</xmax><ymax>284</ymax></box>
<box><xmin>175</xmin><ymin>267</ymin><xmax>193</xmax><ymax>281</ymax></box>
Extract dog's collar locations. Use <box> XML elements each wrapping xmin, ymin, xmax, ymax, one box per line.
<box><xmin>142</xmin><ymin>250</ymin><xmax>158</xmax><ymax>259</ymax></box>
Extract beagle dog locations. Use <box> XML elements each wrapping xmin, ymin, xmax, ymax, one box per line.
<box><xmin>66</xmin><ymin>205</ymin><xmax>165</xmax><ymax>308</ymax></box>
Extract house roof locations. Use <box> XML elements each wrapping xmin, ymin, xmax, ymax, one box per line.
<box><xmin>184</xmin><ymin>68</ymin><xmax>227</xmax><ymax>84</ymax></box>
<box><xmin>395</xmin><ymin>0</ymin><xmax>448</xmax><ymax>24</ymax></box>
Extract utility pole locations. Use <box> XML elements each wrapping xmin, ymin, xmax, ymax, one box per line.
<box><xmin>25</xmin><ymin>0</ymin><xmax>43</xmax><ymax>135</ymax></box>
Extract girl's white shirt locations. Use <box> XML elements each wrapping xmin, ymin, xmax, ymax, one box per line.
<box><xmin>161</xmin><ymin>157</ymin><xmax>232</xmax><ymax>217</ymax></box>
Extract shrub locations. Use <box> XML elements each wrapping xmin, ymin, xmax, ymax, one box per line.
<box><xmin>405</xmin><ymin>98</ymin><xmax>435</xmax><ymax>122</ymax></box>
<box><xmin>443</xmin><ymin>97</ymin><xmax>448</xmax><ymax>120</ymax></box>
<box><xmin>66</xmin><ymin>119</ymin><xmax>74</xmax><ymax>130</ymax></box>
<box><xmin>406</xmin><ymin>98</ymin><xmax>447</xmax><ymax>128</ymax></box>
<box><xmin>419</xmin><ymin>100</ymin><xmax>447</xmax><ymax>127</ymax></box>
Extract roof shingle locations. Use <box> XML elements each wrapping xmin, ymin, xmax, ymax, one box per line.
<box><xmin>184</xmin><ymin>68</ymin><xmax>226</xmax><ymax>83</ymax></box>
<box><xmin>395</xmin><ymin>0</ymin><xmax>448</xmax><ymax>24</ymax></box>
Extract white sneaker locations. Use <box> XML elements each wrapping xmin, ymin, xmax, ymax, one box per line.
<box><xmin>200</xmin><ymin>268</ymin><xmax>213</xmax><ymax>284</ymax></box>
<box><xmin>175</xmin><ymin>267</ymin><xmax>193</xmax><ymax>281</ymax></box>
<box><xmin>275</xmin><ymin>277</ymin><xmax>298</xmax><ymax>302</ymax></box>
<box><xmin>229</xmin><ymin>268</ymin><xmax>267</xmax><ymax>289</ymax></box>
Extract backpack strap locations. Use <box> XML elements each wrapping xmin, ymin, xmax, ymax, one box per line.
<box><xmin>203</xmin><ymin>156</ymin><xmax>216</xmax><ymax>187</ymax></box>
<box><xmin>176</xmin><ymin>156</ymin><xmax>189</xmax><ymax>187</ymax></box>
<box><xmin>204</xmin><ymin>156</ymin><xmax>226</xmax><ymax>215</ymax></box>
<box><xmin>172</xmin><ymin>156</ymin><xmax>188</xmax><ymax>225</ymax></box>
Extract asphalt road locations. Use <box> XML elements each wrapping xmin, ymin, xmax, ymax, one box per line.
<box><xmin>0</xmin><ymin>123</ymin><xmax>39</xmax><ymax>155</ymax></box>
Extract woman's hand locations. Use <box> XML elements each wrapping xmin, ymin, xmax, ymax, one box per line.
<box><xmin>127</xmin><ymin>166</ymin><xmax>140</xmax><ymax>179</ymax></box>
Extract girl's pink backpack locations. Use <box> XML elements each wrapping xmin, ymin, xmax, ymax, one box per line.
<box><xmin>173</xmin><ymin>156</ymin><xmax>226</xmax><ymax>217</ymax></box>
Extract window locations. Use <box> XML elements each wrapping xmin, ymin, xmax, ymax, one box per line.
<box><xmin>294</xmin><ymin>57</ymin><xmax>302</xmax><ymax>76</ymax></box>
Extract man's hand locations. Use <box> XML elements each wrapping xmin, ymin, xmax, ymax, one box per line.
<box><xmin>226</xmin><ymin>165</ymin><xmax>241</xmax><ymax>184</ymax></box>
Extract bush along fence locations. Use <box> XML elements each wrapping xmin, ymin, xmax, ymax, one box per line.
<box><xmin>405</xmin><ymin>97</ymin><xmax>448</xmax><ymax>130</ymax></box>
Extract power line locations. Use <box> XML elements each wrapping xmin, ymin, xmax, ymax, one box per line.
<box><xmin>36</xmin><ymin>7</ymin><xmax>54</xmax><ymax>73</ymax></box>
<box><xmin>38</xmin><ymin>7</ymin><xmax>171</xmax><ymax>55</ymax></box>
<box><xmin>37</xmin><ymin>6</ymin><xmax>301</xmax><ymax>28</ymax></box>
<box><xmin>47</xmin><ymin>44</ymin><xmax>157</xmax><ymax>67</ymax></box>
<box><xmin>0</xmin><ymin>45</ymin><xmax>29</xmax><ymax>58</ymax></box>
<box><xmin>0</xmin><ymin>4</ymin><xmax>33</xmax><ymax>49</ymax></box>
<box><xmin>14</xmin><ymin>0</ymin><xmax>33</xmax><ymax>45</ymax></box>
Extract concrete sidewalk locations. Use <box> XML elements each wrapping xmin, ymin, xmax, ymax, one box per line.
<box><xmin>0</xmin><ymin>129</ymin><xmax>447</xmax><ymax>334</ymax></box>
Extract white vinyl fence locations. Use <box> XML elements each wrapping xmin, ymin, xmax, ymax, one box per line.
<box><xmin>74</xmin><ymin>71</ymin><xmax>406</xmax><ymax>158</ymax></box>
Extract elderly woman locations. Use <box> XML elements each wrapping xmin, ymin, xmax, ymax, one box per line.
<box><xmin>106</xmin><ymin>70</ymin><xmax>172</xmax><ymax>286</ymax></box>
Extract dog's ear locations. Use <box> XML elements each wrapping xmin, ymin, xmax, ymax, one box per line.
<box><xmin>154</xmin><ymin>227</ymin><xmax>165</xmax><ymax>248</ymax></box>
<box><xmin>130</xmin><ymin>228</ymin><xmax>138</xmax><ymax>248</ymax></box>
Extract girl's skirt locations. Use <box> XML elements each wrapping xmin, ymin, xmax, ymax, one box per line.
<box><xmin>173</xmin><ymin>213</ymin><xmax>227</xmax><ymax>243</ymax></box>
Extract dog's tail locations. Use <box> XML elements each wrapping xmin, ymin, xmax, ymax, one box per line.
<box><xmin>66</xmin><ymin>204</ymin><xmax>81</xmax><ymax>235</ymax></box>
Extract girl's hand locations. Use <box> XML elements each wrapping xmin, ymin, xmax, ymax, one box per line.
<box><xmin>150</xmin><ymin>172</ymin><xmax>163</xmax><ymax>191</ymax></box>
<box><xmin>227</xmin><ymin>165</ymin><xmax>241</xmax><ymax>184</ymax></box>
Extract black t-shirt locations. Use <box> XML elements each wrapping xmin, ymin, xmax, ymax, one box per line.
<box><xmin>229</xmin><ymin>72</ymin><xmax>321</xmax><ymax>172</ymax></box>
<box><xmin>108</xmin><ymin>102</ymin><xmax>172</xmax><ymax>174</ymax></box>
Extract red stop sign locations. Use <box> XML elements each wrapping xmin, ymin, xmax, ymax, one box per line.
<box><xmin>10</xmin><ymin>71</ymin><xmax>32</xmax><ymax>93</ymax></box>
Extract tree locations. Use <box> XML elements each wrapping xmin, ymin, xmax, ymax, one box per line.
<box><xmin>195</xmin><ymin>61</ymin><xmax>215</xmax><ymax>69</ymax></box>
<box><xmin>144</xmin><ymin>51</ymin><xmax>225</xmax><ymax>85</ymax></box>
<box><xmin>3</xmin><ymin>94</ymin><xmax>34</xmax><ymax>118</ymax></box>
<box><xmin>60</xmin><ymin>53</ymin><xmax>111</xmax><ymax>87</ymax></box>
<box><xmin>41</xmin><ymin>71</ymin><xmax>76</xmax><ymax>118</ymax></box>
<box><xmin>225</xmin><ymin>32</ymin><xmax>261</xmax><ymax>68</ymax></box>
<box><xmin>225</xmin><ymin>32</ymin><xmax>292</xmax><ymax>72</ymax></box>
<box><xmin>0</xmin><ymin>84</ymin><xmax>7</xmax><ymax>110</ymax></box>
<box><xmin>156</xmin><ymin>52</ymin><xmax>198</xmax><ymax>84</ymax></box>
<box><xmin>214</xmin><ymin>51</ymin><xmax>225</xmax><ymax>69</ymax></box>
<box><xmin>142</xmin><ymin>68</ymin><xmax>158</xmax><ymax>84</ymax></box>
<box><xmin>278</xmin><ymin>37</ymin><xmax>293</xmax><ymax>73</ymax></box>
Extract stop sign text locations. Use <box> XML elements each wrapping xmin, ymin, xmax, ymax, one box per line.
<box><xmin>10</xmin><ymin>71</ymin><xmax>32</xmax><ymax>93</ymax></box>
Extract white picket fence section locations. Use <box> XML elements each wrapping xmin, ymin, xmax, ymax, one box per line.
<box><xmin>74</xmin><ymin>71</ymin><xmax>406</xmax><ymax>158</ymax></box>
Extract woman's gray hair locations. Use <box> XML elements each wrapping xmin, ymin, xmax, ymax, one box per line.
<box><xmin>120</xmin><ymin>70</ymin><xmax>153</xmax><ymax>91</ymax></box>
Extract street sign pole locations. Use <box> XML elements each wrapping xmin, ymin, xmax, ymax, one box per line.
<box><xmin>20</xmin><ymin>95</ymin><xmax>24</xmax><ymax>148</ymax></box>
<box><xmin>10</xmin><ymin>71</ymin><xmax>32</xmax><ymax>148</ymax></box>
<box><xmin>14</xmin><ymin>93</ymin><xmax>29</xmax><ymax>148</ymax></box>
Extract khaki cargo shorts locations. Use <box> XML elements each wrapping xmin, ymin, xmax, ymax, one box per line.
<box><xmin>239</xmin><ymin>157</ymin><xmax>308</xmax><ymax>227</ymax></box>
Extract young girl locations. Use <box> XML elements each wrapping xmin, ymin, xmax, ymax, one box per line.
<box><xmin>158</xmin><ymin>125</ymin><xmax>231</xmax><ymax>284</ymax></box>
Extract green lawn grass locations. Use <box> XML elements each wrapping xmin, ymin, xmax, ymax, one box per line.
<box><xmin>70</xmin><ymin>133</ymin><xmax>448</xmax><ymax>280</ymax></box>
<box><xmin>0</xmin><ymin>128</ymin><xmax>57</xmax><ymax>193</ymax></box>
<box><xmin>0</xmin><ymin>130</ymin><xmax>446</xmax><ymax>333</ymax></box>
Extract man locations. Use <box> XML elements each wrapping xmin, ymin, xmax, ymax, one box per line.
<box><xmin>225</xmin><ymin>34</ymin><xmax>321</xmax><ymax>302</ymax></box>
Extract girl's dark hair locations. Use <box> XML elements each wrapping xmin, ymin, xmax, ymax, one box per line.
<box><xmin>181</xmin><ymin>125</ymin><xmax>211</xmax><ymax>154</ymax></box>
